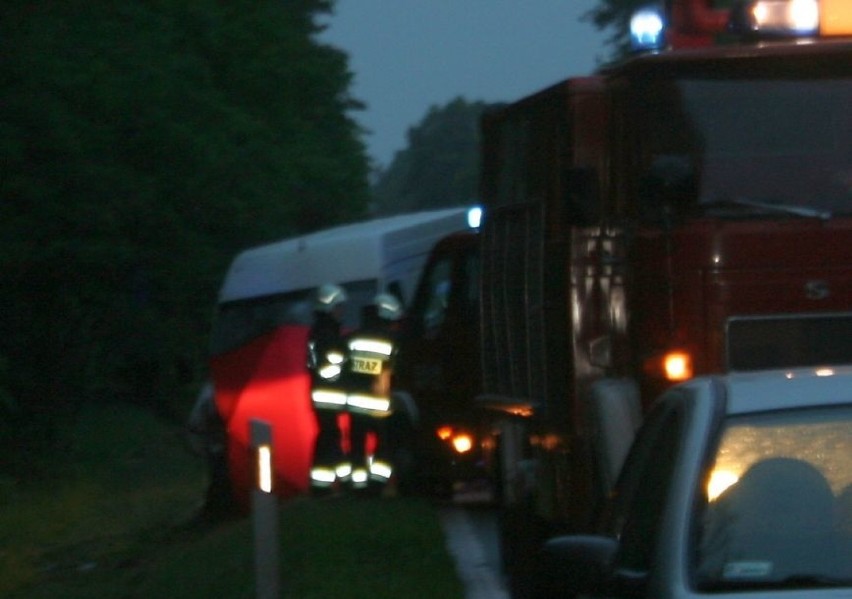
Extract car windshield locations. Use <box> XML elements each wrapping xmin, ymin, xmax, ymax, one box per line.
<box><xmin>694</xmin><ymin>406</ymin><xmax>852</xmax><ymax>590</ymax></box>
<box><xmin>635</xmin><ymin>77</ymin><xmax>852</xmax><ymax>219</ymax></box>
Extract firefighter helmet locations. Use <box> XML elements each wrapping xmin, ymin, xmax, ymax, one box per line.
<box><xmin>315</xmin><ymin>283</ymin><xmax>348</xmax><ymax>313</ymax></box>
<box><xmin>374</xmin><ymin>293</ymin><xmax>403</xmax><ymax>321</ymax></box>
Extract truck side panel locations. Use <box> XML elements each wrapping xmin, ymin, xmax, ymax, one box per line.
<box><xmin>480</xmin><ymin>83</ymin><xmax>572</xmax><ymax>422</ymax></box>
<box><xmin>480</xmin><ymin>78</ymin><xmax>611</xmax><ymax>512</ymax></box>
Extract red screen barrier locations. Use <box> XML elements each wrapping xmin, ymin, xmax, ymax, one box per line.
<box><xmin>211</xmin><ymin>325</ymin><xmax>317</xmax><ymax>509</ymax></box>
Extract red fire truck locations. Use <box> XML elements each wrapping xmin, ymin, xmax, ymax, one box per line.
<box><xmin>477</xmin><ymin>0</ymin><xmax>852</xmax><ymax>593</ymax></box>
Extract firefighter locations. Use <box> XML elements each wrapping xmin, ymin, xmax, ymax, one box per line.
<box><xmin>307</xmin><ymin>283</ymin><xmax>351</xmax><ymax>491</ymax></box>
<box><xmin>345</xmin><ymin>292</ymin><xmax>402</xmax><ymax>492</ymax></box>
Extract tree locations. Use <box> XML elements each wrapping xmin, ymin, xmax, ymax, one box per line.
<box><xmin>0</xmin><ymin>0</ymin><xmax>370</xmax><ymax>467</ymax></box>
<box><xmin>371</xmin><ymin>98</ymin><xmax>497</xmax><ymax>215</ymax></box>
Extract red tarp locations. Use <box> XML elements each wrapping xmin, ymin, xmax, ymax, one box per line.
<box><xmin>210</xmin><ymin>325</ymin><xmax>318</xmax><ymax>508</ymax></box>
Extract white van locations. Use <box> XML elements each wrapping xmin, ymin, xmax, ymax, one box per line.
<box><xmin>207</xmin><ymin>207</ymin><xmax>477</xmax><ymax>505</ymax></box>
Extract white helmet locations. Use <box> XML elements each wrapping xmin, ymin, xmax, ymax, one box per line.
<box><xmin>374</xmin><ymin>293</ymin><xmax>403</xmax><ymax>321</ymax></box>
<box><xmin>315</xmin><ymin>283</ymin><xmax>347</xmax><ymax>313</ymax></box>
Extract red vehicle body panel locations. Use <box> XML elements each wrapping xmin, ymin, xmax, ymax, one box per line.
<box><xmin>210</xmin><ymin>325</ymin><xmax>317</xmax><ymax>508</ymax></box>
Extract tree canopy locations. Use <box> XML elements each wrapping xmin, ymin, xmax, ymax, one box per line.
<box><xmin>369</xmin><ymin>4</ymin><xmax>655</xmax><ymax>218</ymax></box>
<box><xmin>371</xmin><ymin>97</ymin><xmax>495</xmax><ymax>216</ymax></box>
<box><xmin>0</xmin><ymin>0</ymin><xmax>370</xmax><ymax>462</ymax></box>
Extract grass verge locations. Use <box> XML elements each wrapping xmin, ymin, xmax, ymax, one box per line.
<box><xmin>0</xmin><ymin>403</ymin><xmax>465</xmax><ymax>598</ymax></box>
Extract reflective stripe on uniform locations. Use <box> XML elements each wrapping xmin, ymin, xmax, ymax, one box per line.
<box><xmin>318</xmin><ymin>363</ymin><xmax>342</xmax><ymax>380</ymax></box>
<box><xmin>369</xmin><ymin>460</ymin><xmax>393</xmax><ymax>481</ymax></box>
<box><xmin>335</xmin><ymin>462</ymin><xmax>352</xmax><ymax>480</ymax></box>
<box><xmin>311</xmin><ymin>389</ymin><xmax>347</xmax><ymax>408</ymax></box>
<box><xmin>348</xmin><ymin>338</ymin><xmax>393</xmax><ymax>356</ymax></box>
<box><xmin>326</xmin><ymin>351</ymin><xmax>344</xmax><ymax>364</ymax></box>
<box><xmin>351</xmin><ymin>468</ymin><xmax>369</xmax><ymax>488</ymax></box>
<box><xmin>347</xmin><ymin>393</ymin><xmax>391</xmax><ymax>415</ymax></box>
<box><xmin>310</xmin><ymin>467</ymin><xmax>336</xmax><ymax>487</ymax></box>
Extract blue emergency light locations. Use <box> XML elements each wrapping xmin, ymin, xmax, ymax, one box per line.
<box><xmin>467</xmin><ymin>206</ymin><xmax>483</xmax><ymax>229</ymax></box>
<box><xmin>630</xmin><ymin>5</ymin><xmax>667</xmax><ymax>52</ymax></box>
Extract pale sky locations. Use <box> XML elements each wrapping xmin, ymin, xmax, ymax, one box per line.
<box><xmin>319</xmin><ymin>1</ymin><xmax>609</xmax><ymax>169</ymax></box>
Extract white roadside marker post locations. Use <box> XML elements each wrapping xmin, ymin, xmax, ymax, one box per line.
<box><xmin>250</xmin><ymin>419</ymin><xmax>279</xmax><ymax>599</ymax></box>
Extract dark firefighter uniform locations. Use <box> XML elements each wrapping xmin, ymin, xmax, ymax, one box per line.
<box><xmin>344</xmin><ymin>293</ymin><xmax>402</xmax><ymax>490</ymax></box>
<box><xmin>307</xmin><ymin>283</ymin><xmax>351</xmax><ymax>489</ymax></box>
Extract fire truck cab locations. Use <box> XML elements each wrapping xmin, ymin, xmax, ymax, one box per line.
<box><xmin>391</xmin><ymin>222</ymin><xmax>494</xmax><ymax>498</ymax></box>
<box><xmin>478</xmin><ymin>1</ymin><xmax>852</xmax><ymax>594</ymax></box>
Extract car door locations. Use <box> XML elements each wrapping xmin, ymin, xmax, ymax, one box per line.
<box><xmin>597</xmin><ymin>395</ymin><xmax>688</xmax><ymax>596</ymax></box>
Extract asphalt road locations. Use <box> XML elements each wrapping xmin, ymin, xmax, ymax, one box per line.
<box><xmin>439</xmin><ymin>503</ymin><xmax>509</xmax><ymax>599</ymax></box>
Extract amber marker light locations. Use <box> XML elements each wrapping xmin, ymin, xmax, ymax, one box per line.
<box><xmin>821</xmin><ymin>0</ymin><xmax>852</xmax><ymax>36</ymax></box>
<box><xmin>663</xmin><ymin>350</ymin><xmax>693</xmax><ymax>382</ymax></box>
<box><xmin>436</xmin><ymin>425</ymin><xmax>453</xmax><ymax>441</ymax></box>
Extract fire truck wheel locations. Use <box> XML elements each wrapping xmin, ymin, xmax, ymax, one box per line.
<box><xmin>386</xmin><ymin>409</ymin><xmax>418</xmax><ymax>495</ymax></box>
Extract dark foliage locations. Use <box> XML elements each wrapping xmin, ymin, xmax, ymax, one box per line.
<box><xmin>371</xmin><ymin>97</ymin><xmax>497</xmax><ymax>216</ymax></box>
<box><xmin>0</xmin><ymin>0</ymin><xmax>370</xmax><ymax>471</ymax></box>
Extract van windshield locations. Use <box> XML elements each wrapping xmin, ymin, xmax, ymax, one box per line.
<box><xmin>635</xmin><ymin>77</ymin><xmax>852</xmax><ymax>218</ymax></box>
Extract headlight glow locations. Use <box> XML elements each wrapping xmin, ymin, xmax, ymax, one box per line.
<box><xmin>707</xmin><ymin>469</ymin><xmax>740</xmax><ymax>501</ymax></box>
<box><xmin>451</xmin><ymin>433</ymin><xmax>474</xmax><ymax>454</ymax></box>
<box><xmin>743</xmin><ymin>0</ymin><xmax>819</xmax><ymax>35</ymax></box>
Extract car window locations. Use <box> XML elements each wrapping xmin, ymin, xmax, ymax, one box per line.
<box><xmin>695</xmin><ymin>406</ymin><xmax>852</xmax><ymax>590</ymax></box>
<box><xmin>604</xmin><ymin>399</ymin><xmax>685</xmax><ymax>572</ymax></box>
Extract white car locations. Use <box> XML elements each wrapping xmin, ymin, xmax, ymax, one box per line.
<box><xmin>536</xmin><ymin>367</ymin><xmax>852</xmax><ymax>598</ymax></box>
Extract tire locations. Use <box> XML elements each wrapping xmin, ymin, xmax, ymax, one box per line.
<box><xmin>386</xmin><ymin>409</ymin><xmax>419</xmax><ymax>496</ymax></box>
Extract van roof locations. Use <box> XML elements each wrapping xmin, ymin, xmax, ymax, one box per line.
<box><xmin>218</xmin><ymin>207</ymin><xmax>473</xmax><ymax>304</ymax></box>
